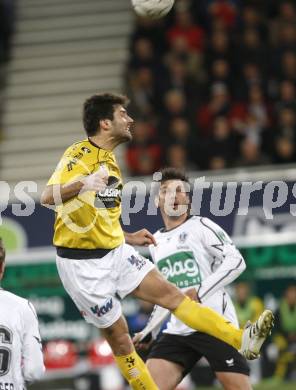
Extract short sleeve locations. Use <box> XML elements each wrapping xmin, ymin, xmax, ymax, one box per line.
<box><xmin>47</xmin><ymin>146</ymin><xmax>91</xmax><ymax>186</ymax></box>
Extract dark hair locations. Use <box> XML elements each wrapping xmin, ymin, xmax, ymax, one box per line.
<box><xmin>83</xmin><ymin>93</ymin><xmax>129</xmax><ymax>136</ymax></box>
<box><xmin>0</xmin><ymin>238</ymin><xmax>5</xmax><ymax>263</ymax></box>
<box><xmin>158</xmin><ymin>167</ymin><xmax>189</xmax><ymax>184</ymax></box>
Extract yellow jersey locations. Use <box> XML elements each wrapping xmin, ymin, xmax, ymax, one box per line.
<box><xmin>47</xmin><ymin>139</ymin><xmax>124</xmax><ymax>250</ymax></box>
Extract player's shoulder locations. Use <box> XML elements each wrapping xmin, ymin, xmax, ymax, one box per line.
<box><xmin>1</xmin><ymin>290</ymin><xmax>30</xmax><ymax>310</ymax></box>
<box><xmin>63</xmin><ymin>139</ymin><xmax>95</xmax><ymax>158</ymax></box>
<box><xmin>186</xmin><ymin>216</ymin><xmax>223</xmax><ymax>236</ymax></box>
<box><xmin>153</xmin><ymin>229</ymin><xmax>162</xmax><ymax>239</ymax></box>
<box><xmin>193</xmin><ymin>216</ymin><xmax>218</xmax><ymax>229</ymax></box>
<box><xmin>60</xmin><ymin>139</ymin><xmax>103</xmax><ymax>167</ymax></box>
<box><xmin>185</xmin><ymin>215</ymin><xmax>206</xmax><ymax>229</ymax></box>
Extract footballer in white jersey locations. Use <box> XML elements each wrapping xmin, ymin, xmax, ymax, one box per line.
<box><xmin>150</xmin><ymin>215</ymin><xmax>244</xmax><ymax>335</ymax></box>
<box><xmin>0</xmin><ymin>240</ymin><xmax>45</xmax><ymax>390</ymax></box>
<box><xmin>135</xmin><ymin>168</ymin><xmax>253</xmax><ymax>390</ymax></box>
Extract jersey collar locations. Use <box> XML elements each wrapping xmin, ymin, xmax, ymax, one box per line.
<box><xmin>159</xmin><ymin>215</ymin><xmax>193</xmax><ymax>233</ymax></box>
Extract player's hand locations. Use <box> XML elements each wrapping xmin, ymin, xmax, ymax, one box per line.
<box><xmin>81</xmin><ymin>167</ymin><xmax>108</xmax><ymax>192</ymax></box>
<box><xmin>185</xmin><ymin>288</ymin><xmax>200</xmax><ymax>302</ymax></box>
<box><xmin>126</xmin><ymin>229</ymin><xmax>157</xmax><ymax>246</ymax></box>
<box><xmin>133</xmin><ymin>332</ymin><xmax>153</xmax><ymax>351</ymax></box>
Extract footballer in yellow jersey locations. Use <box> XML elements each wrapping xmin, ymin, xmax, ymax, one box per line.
<box><xmin>41</xmin><ymin>93</ymin><xmax>274</xmax><ymax>390</ymax></box>
<box><xmin>47</xmin><ymin>138</ymin><xmax>124</xmax><ymax>251</ymax></box>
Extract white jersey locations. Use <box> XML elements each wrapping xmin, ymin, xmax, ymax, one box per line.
<box><xmin>0</xmin><ymin>289</ymin><xmax>45</xmax><ymax>390</ymax></box>
<box><xmin>149</xmin><ymin>216</ymin><xmax>246</xmax><ymax>336</ymax></box>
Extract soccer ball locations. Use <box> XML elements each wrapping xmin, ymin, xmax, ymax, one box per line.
<box><xmin>131</xmin><ymin>0</ymin><xmax>175</xmax><ymax>19</ymax></box>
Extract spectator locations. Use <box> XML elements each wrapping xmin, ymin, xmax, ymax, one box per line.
<box><xmin>276</xmin><ymin>107</ymin><xmax>296</xmax><ymax>140</ymax></box>
<box><xmin>206</xmin><ymin>29</ymin><xmax>232</xmax><ymax>67</ymax></box>
<box><xmin>159</xmin><ymin>89</ymin><xmax>191</xmax><ymax>132</ymax></box>
<box><xmin>206</xmin><ymin>116</ymin><xmax>238</xmax><ymax>169</ymax></box>
<box><xmin>233</xmin><ymin>281</ymin><xmax>265</xmax><ymax>384</ymax></box>
<box><xmin>233</xmin><ymin>282</ymin><xmax>264</xmax><ymax>328</ymax></box>
<box><xmin>165</xmin><ymin>116</ymin><xmax>200</xmax><ymax>166</ymax></box>
<box><xmin>237</xmin><ymin>28</ymin><xmax>268</xmax><ymax>71</ymax></box>
<box><xmin>159</xmin><ymin>56</ymin><xmax>200</xmax><ymax>104</ymax></box>
<box><xmin>277</xmin><ymin>1</ymin><xmax>296</xmax><ymax>25</ymax></box>
<box><xmin>206</xmin><ymin>0</ymin><xmax>239</xmax><ymax>30</ymax></box>
<box><xmin>276</xmin><ymin>80</ymin><xmax>296</xmax><ymax>112</ymax></box>
<box><xmin>197</xmin><ymin>83</ymin><xmax>231</xmax><ymax>135</ymax></box>
<box><xmin>126</xmin><ymin>120</ymin><xmax>162</xmax><ymax>176</ymax></box>
<box><xmin>234</xmin><ymin>62</ymin><xmax>265</xmax><ymax>100</ymax></box>
<box><xmin>165</xmin><ymin>143</ymin><xmax>196</xmax><ymax>170</ymax></box>
<box><xmin>209</xmin><ymin>59</ymin><xmax>233</xmax><ymax>93</ymax></box>
<box><xmin>166</xmin><ymin>116</ymin><xmax>191</xmax><ymax>145</ymax></box>
<box><xmin>280</xmin><ymin>51</ymin><xmax>296</xmax><ymax>83</ymax></box>
<box><xmin>167</xmin><ymin>9</ymin><xmax>205</xmax><ymax>53</ymax></box>
<box><xmin>129</xmin><ymin>37</ymin><xmax>157</xmax><ymax>71</ymax></box>
<box><xmin>273</xmin><ymin>137</ymin><xmax>296</xmax><ymax>164</ymax></box>
<box><xmin>240</xmin><ymin>5</ymin><xmax>267</xmax><ymax>39</ymax></box>
<box><xmin>269</xmin><ymin>285</ymin><xmax>296</xmax><ymax>384</ymax></box>
<box><xmin>126</xmin><ymin>67</ymin><xmax>156</xmax><ymax>117</ymax></box>
<box><xmin>165</xmin><ymin>35</ymin><xmax>205</xmax><ymax>83</ymax></box>
<box><xmin>208</xmin><ymin>156</ymin><xmax>227</xmax><ymax>171</ymax></box>
<box><xmin>129</xmin><ymin>17</ymin><xmax>166</xmax><ymax>56</ymax></box>
<box><xmin>235</xmin><ymin>138</ymin><xmax>270</xmax><ymax>167</ymax></box>
<box><xmin>231</xmin><ymin>84</ymin><xmax>271</xmax><ymax>144</ymax></box>
<box><xmin>278</xmin><ymin>23</ymin><xmax>296</xmax><ymax>52</ymax></box>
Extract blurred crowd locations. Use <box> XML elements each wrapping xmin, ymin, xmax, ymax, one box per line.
<box><xmin>124</xmin><ymin>0</ymin><xmax>296</xmax><ymax>175</ymax></box>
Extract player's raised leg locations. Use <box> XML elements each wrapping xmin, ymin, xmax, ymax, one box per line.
<box><xmin>132</xmin><ymin>268</ymin><xmax>273</xmax><ymax>358</ymax></box>
<box><xmin>101</xmin><ymin>316</ymin><xmax>158</xmax><ymax>389</ymax></box>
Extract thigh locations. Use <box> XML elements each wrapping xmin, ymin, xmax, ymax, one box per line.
<box><xmin>132</xmin><ymin>267</ymin><xmax>184</xmax><ymax>310</ymax></box>
<box><xmin>215</xmin><ymin>372</ymin><xmax>252</xmax><ymax>390</ymax></box>
<box><xmin>189</xmin><ymin>332</ymin><xmax>250</xmax><ymax>376</ymax></box>
<box><xmin>146</xmin><ymin>358</ymin><xmax>183</xmax><ymax>390</ymax></box>
<box><xmin>56</xmin><ymin>255</ymin><xmax>122</xmax><ymax>328</ymax></box>
<box><xmin>116</xmin><ymin>244</ymin><xmax>156</xmax><ymax>299</ymax></box>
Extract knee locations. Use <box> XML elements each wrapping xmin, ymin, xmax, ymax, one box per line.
<box><xmin>157</xmin><ymin>284</ymin><xmax>184</xmax><ymax>311</ymax></box>
<box><xmin>105</xmin><ymin>331</ymin><xmax>133</xmax><ymax>356</ymax></box>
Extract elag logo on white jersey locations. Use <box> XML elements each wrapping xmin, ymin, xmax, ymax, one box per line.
<box><xmin>158</xmin><ymin>251</ymin><xmax>202</xmax><ymax>288</ymax></box>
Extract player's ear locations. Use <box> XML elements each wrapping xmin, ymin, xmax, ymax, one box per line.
<box><xmin>99</xmin><ymin>119</ymin><xmax>111</xmax><ymax>130</ymax></box>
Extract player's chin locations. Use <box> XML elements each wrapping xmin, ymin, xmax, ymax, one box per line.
<box><xmin>124</xmin><ymin>131</ymin><xmax>133</xmax><ymax>141</ymax></box>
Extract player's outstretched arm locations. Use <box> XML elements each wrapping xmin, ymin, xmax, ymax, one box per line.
<box><xmin>124</xmin><ymin>229</ymin><xmax>157</xmax><ymax>246</ymax></box>
<box><xmin>22</xmin><ymin>302</ymin><xmax>45</xmax><ymax>382</ymax></box>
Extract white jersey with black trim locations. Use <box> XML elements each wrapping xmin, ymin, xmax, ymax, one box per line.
<box><xmin>149</xmin><ymin>216</ymin><xmax>246</xmax><ymax>336</ymax></box>
<box><xmin>0</xmin><ymin>289</ymin><xmax>45</xmax><ymax>390</ymax></box>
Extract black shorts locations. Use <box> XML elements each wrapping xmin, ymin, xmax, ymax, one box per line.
<box><xmin>148</xmin><ymin>332</ymin><xmax>250</xmax><ymax>377</ymax></box>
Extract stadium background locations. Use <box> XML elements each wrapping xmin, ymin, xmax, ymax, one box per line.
<box><xmin>0</xmin><ymin>0</ymin><xmax>295</xmax><ymax>389</ymax></box>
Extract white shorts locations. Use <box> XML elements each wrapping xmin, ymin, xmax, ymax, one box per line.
<box><xmin>56</xmin><ymin>243</ymin><xmax>155</xmax><ymax>328</ymax></box>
